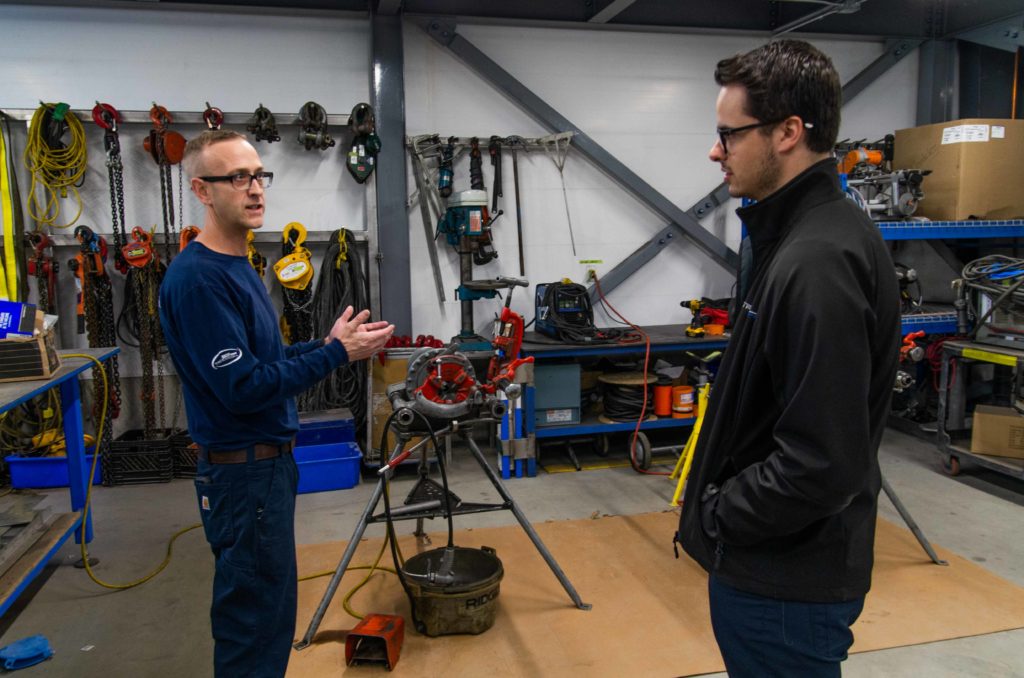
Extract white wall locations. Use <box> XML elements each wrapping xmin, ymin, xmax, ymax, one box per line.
<box><xmin>0</xmin><ymin>5</ymin><xmax>920</xmax><ymax>344</ymax></box>
<box><xmin>405</xmin><ymin>23</ymin><xmax>919</xmax><ymax>338</ymax></box>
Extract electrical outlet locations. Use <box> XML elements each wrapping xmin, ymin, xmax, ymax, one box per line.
<box><xmin>580</xmin><ymin>259</ymin><xmax>602</xmax><ymax>283</ymax></box>
<box><xmin>586</xmin><ymin>268</ymin><xmax>597</xmax><ymax>282</ymax></box>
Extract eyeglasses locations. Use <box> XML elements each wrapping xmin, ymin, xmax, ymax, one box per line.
<box><xmin>199</xmin><ymin>171</ymin><xmax>274</xmax><ymax>190</ymax></box>
<box><xmin>716</xmin><ymin>120</ymin><xmax>815</xmax><ymax>153</ymax></box>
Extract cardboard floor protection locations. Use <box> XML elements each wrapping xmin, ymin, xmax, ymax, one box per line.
<box><xmin>288</xmin><ymin>512</ymin><xmax>1024</xmax><ymax>677</ymax></box>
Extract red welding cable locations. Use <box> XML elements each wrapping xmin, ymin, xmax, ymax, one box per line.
<box><xmin>593</xmin><ymin>275</ymin><xmax>669</xmax><ymax>476</ymax></box>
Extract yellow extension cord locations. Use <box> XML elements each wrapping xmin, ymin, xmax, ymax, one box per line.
<box><xmin>65</xmin><ymin>353</ymin><xmax>395</xmax><ymax>617</ymax></box>
<box><xmin>23</xmin><ymin>104</ymin><xmax>87</xmax><ymax>230</ymax></box>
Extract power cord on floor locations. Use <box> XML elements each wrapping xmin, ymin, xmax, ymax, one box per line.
<box><xmin>64</xmin><ymin>353</ymin><xmax>201</xmax><ymax>590</ymax></box>
<box><xmin>298</xmin><ymin>531</ymin><xmax>399</xmax><ymax>620</ymax></box>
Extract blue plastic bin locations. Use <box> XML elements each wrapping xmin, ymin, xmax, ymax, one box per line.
<box><xmin>6</xmin><ymin>453</ymin><xmax>103</xmax><ymax>489</ymax></box>
<box><xmin>297</xmin><ymin>409</ymin><xmax>356</xmax><ymax>446</ymax></box>
<box><xmin>293</xmin><ymin>441</ymin><xmax>362</xmax><ymax>494</ymax></box>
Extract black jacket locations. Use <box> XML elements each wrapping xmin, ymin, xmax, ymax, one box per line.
<box><xmin>676</xmin><ymin>159</ymin><xmax>900</xmax><ymax>602</ymax></box>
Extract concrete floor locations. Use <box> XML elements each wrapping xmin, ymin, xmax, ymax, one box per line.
<box><xmin>1</xmin><ymin>428</ymin><xmax>1022</xmax><ymax>677</ymax></box>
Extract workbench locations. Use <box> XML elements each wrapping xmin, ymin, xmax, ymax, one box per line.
<box><xmin>514</xmin><ymin>325</ymin><xmax>728</xmax><ymax>472</ymax></box>
<box><xmin>0</xmin><ymin>347</ymin><xmax>118</xmax><ymax>617</ymax></box>
<box><xmin>935</xmin><ymin>339</ymin><xmax>1024</xmax><ymax>481</ymax></box>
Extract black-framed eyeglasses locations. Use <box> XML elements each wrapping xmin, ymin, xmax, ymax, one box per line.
<box><xmin>716</xmin><ymin>121</ymin><xmax>779</xmax><ymax>153</ymax></box>
<box><xmin>199</xmin><ymin>171</ymin><xmax>274</xmax><ymax>190</ymax></box>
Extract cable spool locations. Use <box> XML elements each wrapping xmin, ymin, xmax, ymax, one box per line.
<box><xmin>671</xmin><ymin>385</ymin><xmax>696</xmax><ymax>419</ymax></box>
<box><xmin>653</xmin><ymin>378</ymin><xmax>673</xmax><ymax>417</ymax></box>
<box><xmin>597</xmin><ymin>372</ymin><xmax>654</xmax><ymax>423</ymax></box>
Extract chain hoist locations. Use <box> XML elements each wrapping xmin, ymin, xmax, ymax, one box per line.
<box><xmin>246</xmin><ymin>103</ymin><xmax>281</xmax><ymax>144</ymax></box>
<box><xmin>26</xmin><ymin>232</ymin><xmax>58</xmax><ymax>314</ymax></box>
<box><xmin>297</xmin><ymin>101</ymin><xmax>334</xmax><ymax>151</ymax></box>
<box><xmin>92</xmin><ymin>102</ymin><xmax>129</xmax><ymax>274</ymax></box>
<box><xmin>143</xmin><ymin>103</ymin><xmax>186</xmax><ymax>263</ymax></box>
<box><xmin>246</xmin><ymin>230</ymin><xmax>266</xmax><ymax>277</ymax></box>
<box><xmin>275</xmin><ymin>222</ymin><xmax>315</xmax><ymax>344</ymax></box>
<box><xmin>122</xmin><ymin>227</ymin><xmax>164</xmax><ymax>437</ymax></box>
<box><xmin>71</xmin><ymin>225</ymin><xmax>122</xmax><ymax>430</ymax></box>
<box><xmin>179</xmin><ymin>225</ymin><xmax>200</xmax><ymax>251</ymax></box>
<box><xmin>345</xmin><ymin>103</ymin><xmax>380</xmax><ymax>184</ymax></box>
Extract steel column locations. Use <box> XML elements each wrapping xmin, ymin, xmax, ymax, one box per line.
<box><xmin>917</xmin><ymin>39</ymin><xmax>957</xmax><ymax>125</ymax></box>
<box><xmin>414</xmin><ymin>17</ymin><xmax>739</xmax><ymax>274</ymax></box>
<box><xmin>371</xmin><ymin>12</ymin><xmax>412</xmax><ymax>334</ymax></box>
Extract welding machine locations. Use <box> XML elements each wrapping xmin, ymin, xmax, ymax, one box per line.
<box><xmin>534</xmin><ymin>281</ymin><xmax>596</xmax><ymax>341</ymax></box>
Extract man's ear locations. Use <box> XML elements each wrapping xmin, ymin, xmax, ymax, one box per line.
<box><xmin>191</xmin><ymin>177</ymin><xmax>212</xmax><ymax>206</ymax></box>
<box><xmin>776</xmin><ymin>116</ymin><xmax>805</xmax><ymax>154</ymax></box>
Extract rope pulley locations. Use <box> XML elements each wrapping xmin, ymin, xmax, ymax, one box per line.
<box><xmin>346</xmin><ymin>103</ymin><xmax>380</xmax><ymax>184</ymax></box>
<box><xmin>297</xmin><ymin>101</ymin><xmax>334</xmax><ymax>151</ymax></box>
<box><xmin>246</xmin><ymin>103</ymin><xmax>281</xmax><ymax>143</ymax></box>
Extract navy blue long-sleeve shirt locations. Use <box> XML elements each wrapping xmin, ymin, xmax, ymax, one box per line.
<box><xmin>159</xmin><ymin>242</ymin><xmax>349</xmax><ymax>449</ymax></box>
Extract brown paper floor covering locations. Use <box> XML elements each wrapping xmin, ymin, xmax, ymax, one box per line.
<box><xmin>287</xmin><ymin>512</ymin><xmax>1024</xmax><ymax>677</ymax></box>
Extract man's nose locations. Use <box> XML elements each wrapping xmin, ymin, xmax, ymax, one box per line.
<box><xmin>709</xmin><ymin>139</ymin><xmax>725</xmax><ymax>162</ymax></box>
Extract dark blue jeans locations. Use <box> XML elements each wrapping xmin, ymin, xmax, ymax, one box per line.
<box><xmin>708</xmin><ymin>575</ymin><xmax>864</xmax><ymax>678</ymax></box>
<box><xmin>195</xmin><ymin>452</ymin><xmax>299</xmax><ymax>678</ymax></box>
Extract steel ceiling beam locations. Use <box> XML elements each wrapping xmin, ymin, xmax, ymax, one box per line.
<box><xmin>589</xmin><ymin>0</ymin><xmax>638</xmax><ymax>24</ymax></box>
<box><xmin>377</xmin><ymin>0</ymin><xmax>402</xmax><ymax>15</ymax></box>
<box><xmin>589</xmin><ymin>37</ymin><xmax>923</xmax><ymax>299</ymax></box>
<box><xmin>414</xmin><ymin>17</ymin><xmax>739</xmax><ymax>274</ymax></box>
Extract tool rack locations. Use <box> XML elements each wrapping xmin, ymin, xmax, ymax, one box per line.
<box><xmin>935</xmin><ymin>339</ymin><xmax>1024</xmax><ymax>480</ymax></box>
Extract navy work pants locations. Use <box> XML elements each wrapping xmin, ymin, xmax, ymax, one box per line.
<box><xmin>194</xmin><ymin>452</ymin><xmax>299</xmax><ymax>678</ymax></box>
<box><xmin>708</xmin><ymin>575</ymin><xmax>864</xmax><ymax>678</ymax></box>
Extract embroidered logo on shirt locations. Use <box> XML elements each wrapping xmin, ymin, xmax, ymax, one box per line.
<box><xmin>742</xmin><ymin>301</ymin><xmax>758</xmax><ymax>319</ymax></box>
<box><xmin>211</xmin><ymin>348</ymin><xmax>243</xmax><ymax>369</ymax></box>
<box><xmin>201</xmin><ymin>495</ymin><xmax>210</xmax><ymax>511</ymax></box>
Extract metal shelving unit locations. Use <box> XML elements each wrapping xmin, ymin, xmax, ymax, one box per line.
<box><xmin>877</xmin><ymin>219</ymin><xmax>1024</xmax><ymax>241</ymax></box>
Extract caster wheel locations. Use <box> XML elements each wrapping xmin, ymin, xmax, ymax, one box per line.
<box><xmin>594</xmin><ymin>435</ymin><xmax>610</xmax><ymax>457</ymax></box>
<box><xmin>632</xmin><ymin>432</ymin><xmax>652</xmax><ymax>470</ymax></box>
<box><xmin>942</xmin><ymin>456</ymin><xmax>961</xmax><ymax>476</ymax></box>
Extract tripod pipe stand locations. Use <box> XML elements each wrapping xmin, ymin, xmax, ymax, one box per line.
<box><xmin>295</xmin><ymin>417</ymin><xmax>591</xmax><ymax>650</ymax></box>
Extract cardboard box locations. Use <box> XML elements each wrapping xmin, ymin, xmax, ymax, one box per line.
<box><xmin>971</xmin><ymin>404</ymin><xmax>1024</xmax><ymax>460</ymax></box>
<box><xmin>893</xmin><ymin>118</ymin><xmax>1024</xmax><ymax>221</ymax></box>
<box><xmin>0</xmin><ymin>311</ymin><xmax>60</xmax><ymax>383</ymax></box>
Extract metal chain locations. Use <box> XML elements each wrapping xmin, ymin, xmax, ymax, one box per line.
<box><xmin>107</xmin><ymin>147</ymin><xmax>128</xmax><ymax>271</ymax></box>
<box><xmin>177</xmin><ymin>164</ymin><xmax>184</xmax><ymax>233</ymax></box>
<box><xmin>35</xmin><ymin>262</ymin><xmax>49</xmax><ymax>313</ymax></box>
<box><xmin>132</xmin><ymin>266</ymin><xmax>156</xmax><ymax>437</ymax></box>
<box><xmin>159</xmin><ymin>164</ymin><xmax>173</xmax><ymax>263</ymax></box>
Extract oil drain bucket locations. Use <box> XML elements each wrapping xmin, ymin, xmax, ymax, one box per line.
<box><xmin>402</xmin><ymin>545</ymin><xmax>503</xmax><ymax>637</ymax></box>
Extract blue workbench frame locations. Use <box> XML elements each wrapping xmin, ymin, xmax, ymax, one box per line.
<box><xmin>0</xmin><ymin>347</ymin><xmax>118</xmax><ymax>617</ymax></box>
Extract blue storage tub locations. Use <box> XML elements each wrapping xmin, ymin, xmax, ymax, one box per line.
<box><xmin>6</xmin><ymin>453</ymin><xmax>103</xmax><ymax>489</ymax></box>
<box><xmin>297</xmin><ymin>408</ymin><xmax>356</xmax><ymax>447</ymax></box>
<box><xmin>294</xmin><ymin>441</ymin><xmax>362</xmax><ymax>494</ymax></box>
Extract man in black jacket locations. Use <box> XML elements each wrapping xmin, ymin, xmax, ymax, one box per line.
<box><xmin>675</xmin><ymin>40</ymin><xmax>900</xmax><ymax>676</ymax></box>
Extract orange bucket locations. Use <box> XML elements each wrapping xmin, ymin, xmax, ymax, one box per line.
<box><xmin>671</xmin><ymin>385</ymin><xmax>695</xmax><ymax>418</ymax></box>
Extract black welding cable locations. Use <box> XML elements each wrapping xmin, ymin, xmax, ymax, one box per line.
<box><xmin>602</xmin><ymin>383</ymin><xmax>651</xmax><ymax>421</ymax></box>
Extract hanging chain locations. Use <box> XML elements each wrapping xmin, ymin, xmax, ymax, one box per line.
<box><xmin>177</xmin><ymin>164</ymin><xmax>184</xmax><ymax>233</ymax></box>
<box><xmin>159</xmin><ymin>164</ymin><xmax>174</xmax><ymax>263</ymax></box>
<box><xmin>106</xmin><ymin>134</ymin><xmax>128</xmax><ymax>273</ymax></box>
<box><xmin>133</xmin><ymin>266</ymin><xmax>156</xmax><ymax>437</ymax></box>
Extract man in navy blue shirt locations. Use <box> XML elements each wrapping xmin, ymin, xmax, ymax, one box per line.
<box><xmin>159</xmin><ymin>130</ymin><xmax>393</xmax><ymax>677</ymax></box>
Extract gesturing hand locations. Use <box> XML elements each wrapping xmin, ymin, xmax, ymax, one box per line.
<box><xmin>327</xmin><ymin>306</ymin><xmax>395</xmax><ymax>362</ymax></box>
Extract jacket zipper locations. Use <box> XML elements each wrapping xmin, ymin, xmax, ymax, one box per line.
<box><xmin>713</xmin><ymin>541</ymin><xmax>724</xmax><ymax>570</ymax></box>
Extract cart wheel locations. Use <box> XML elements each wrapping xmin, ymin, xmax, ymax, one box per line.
<box><xmin>594</xmin><ymin>435</ymin><xmax>610</xmax><ymax>457</ymax></box>
<box><xmin>632</xmin><ymin>432</ymin><xmax>652</xmax><ymax>470</ymax></box>
<box><xmin>942</xmin><ymin>455</ymin><xmax>961</xmax><ymax>476</ymax></box>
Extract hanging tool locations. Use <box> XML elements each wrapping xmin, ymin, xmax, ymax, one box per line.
<box><xmin>682</xmin><ymin>299</ymin><xmax>707</xmax><ymax>338</ymax></box>
<box><xmin>275</xmin><ymin>222</ymin><xmax>315</xmax><ymax>344</ymax></box>
<box><xmin>469</xmin><ymin>137</ymin><xmax>484</xmax><ymax>191</ymax></box>
<box><xmin>72</xmin><ymin>225</ymin><xmax>121</xmax><ymax>421</ymax></box>
<box><xmin>246</xmin><ymin>230</ymin><xmax>266</xmax><ymax>278</ymax></box>
<box><xmin>504</xmin><ymin>135</ymin><xmax>528</xmax><ymax>276</ymax></box>
<box><xmin>23</xmin><ymin>102</ymin><xmax>88</xmax><ymax>230</ymax></box>
<box><xmin>409</xmin><ymin>137</ymin><xmax>447</xmax><ymax>303</ymax></box>
<box><xmin>92</xmin><ymin>102</ymin><xmax>129</xmax><ymax>274</ymax></box>
<box><xmin>1</xmin><ymin>113</ymin><xmax>28</xmax><ymax>301</ymax></box>
<box><xmin>346</xmin><ymin>103</ymin><xmax>380</xmax><ymax>184</ymax></box>
<box><xmin>143</xmin><ymin>103</ymin><xmax>186</xmax><ymax>263</ymax></box>
<box><xmin>179</xmin><ymin>225</ymin><xmax>200</xmax><ymax>252</ymax></box>
<box><xmin>488</xmin><ymin>136</ymin><xmax>502</xmax><ymax>213</ymax></box>
<box><xmin>202</xmin><ymin>102</ymin><xmax>224</xmax><ymax>130</ymax></box>
<box><xmin>540</xmin><ymin>132</ymin><xmax>577</xmax><ymax>256</ymax></box>
<box><xmin>26</xmin><ymin>232</ymin><xmax>57</xmax><ymax>314</ymax></box>
<box><xmin>297</xmin><ymin>101</ymin><xmax>334</xmax><ymax>151</ymax></box>
<box><xmin>437</xmin><ymin>136</ymin><xmax>455</xmax><ymax>198</ymax></box>
<box><xmin>246</xmin><ymin>103</ymin><xmax>281</xmax><ymax>143</ymax></box>
<box><xmin>122</xmin><ymin>227</ymin><xmax>164</xmax><ymax>437</ymax></box>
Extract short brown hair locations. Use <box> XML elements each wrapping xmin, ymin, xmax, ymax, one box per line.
<box><xmin>182</xmin><ymin>130</ymin><xmax>247</xmax><ymax>178</ymax></box>
<box><xmin>715</xmin><ymin>40</ymin><xmax>841</xmax><ymax>153</ymax></box>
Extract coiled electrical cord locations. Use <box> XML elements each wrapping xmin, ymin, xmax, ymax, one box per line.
<box><xmin>602</xmin><ymin>383</ymin><xmax>651</xmax><ymax>421</ymax></box>
<box><xmin>961</xmin><ymin>255</ymin><xmax>1024</xmax><ymax>339</ymax></box>
<box><xmin>24</xmin><ymin>103</ymin><xmax>87</xmax><ymax>229</ymax></box>
<box><xmin>300</xmin><ymin>230</ymin><xmax>370</xmax><ymax>427</ymax></box>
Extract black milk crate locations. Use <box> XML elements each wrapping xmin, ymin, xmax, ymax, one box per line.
<box><xmin>104</xmin><ymin>428</ymin><xmax>174</xmax><ymax>485</ymax></box>
<box><xmin>170</xmin><ymin>431</ymin><xmax>198</xmax><ymax>479</ymax></box>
